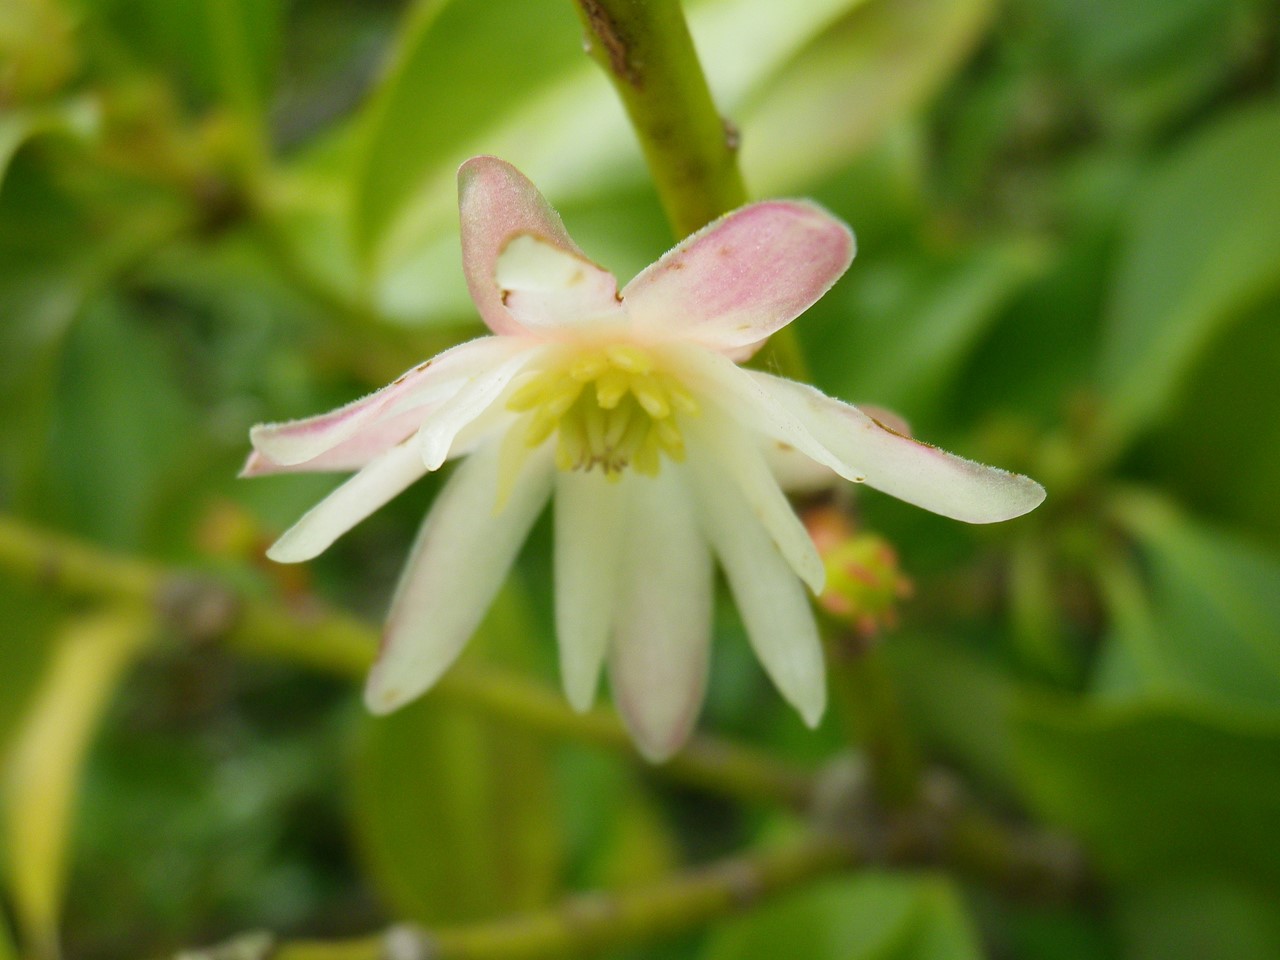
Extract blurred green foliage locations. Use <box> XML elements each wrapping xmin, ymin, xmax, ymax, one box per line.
<box><xmin>1</xmin><ymin>0</ymin><xmax>1278</xmax><ymax>957</ymax></box>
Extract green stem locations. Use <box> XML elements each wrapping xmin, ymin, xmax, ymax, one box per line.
<box><xmin>245</xmin><ymin>834</ymin><xmax>857</xmax><ymax>960</ymax></box>
<box><xmin>572</xmin><ymin>0</ymin><xmax>747</xmax><ymax>239</ymax></box>
<box><xmin>0</xmin><ymin>514</ymin><xmax>814</xmax><ymax>810</ymax></box>
<box><xmin>824</xmin><ymin>626</ymin><xmax>922</xmax><ymax>810</ymax></box>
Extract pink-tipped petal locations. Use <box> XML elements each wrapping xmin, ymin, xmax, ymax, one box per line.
<box><xmin>240</xmin><ymin>407</ymin><xmax>426</xmax><ymax>476</ymax></box>
<box><xmin>608</xmin><ymin>469</ymin><xmax>713</xmax><ymax>763</ymax></box>
<box><xmin>688</xmin><ymin>449</ymin><xmax>826</xmax><ymax>728</ymax></box>
<box><xmin>754</xmin><ymin>373</ymin><xmax>1047</xmax><ymax>523</ymax></box>
<box><xmin>459</xmin><ymin>156</ymin><xmax>617</xmax><ymax>335</ymax></box>
<box><xmin>249</xmin><ymin>336</ymin><xmax>517</xmax><ymax>468</ymax></box>
<box><xmin>364</xmin><ymin>441</ymin><xmax>555</xmax><ymax>715</ymax></box>
<box><xmin>622</xmin><ymin>201</ymin><xmax>854</xmax><ymax>356</ymax></box>
<box><xmin>266</xmin><ymin>440</ymin><xmax>428</xmax><ymax>563</ymax></box>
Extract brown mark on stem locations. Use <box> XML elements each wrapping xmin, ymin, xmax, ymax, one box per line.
<box><xmin>577</xmin><ymin>0</ymin><xmax>641</xmax><ymax>88</ymax></box>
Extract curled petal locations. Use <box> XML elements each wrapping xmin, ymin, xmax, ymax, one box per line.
<box><xmin>554</xmin><ymin>470</ymin><xmax>625</xmax><ymax>712</ymax></box>
<box><xmin>364</xmin><ymin>441</ymin><xmax>555</xmax><ymax>715</ymax></box>
<box><xmin>753</xmin><ymin>373</ymin><xmax>1047</xmax><ymax>523</ymax></box>
<box><xmin>459</xmin><ymin>156</ymin><xmax>617</xmax><ymax>335</ymax></box>
<box><xmin>266</xmin><ymin>439</ymin><xmax>428</xmax><ymax>563</ymax></box>
<box><xmin>241</xmin><ymin>408</ymin><xmax>425</xmax><ymax>476</ymax></box>
<box><xmin>608</xmin><ymin>468</ymin><xmax>713</xmax><ymax>762</ymax></box>
<box><xmin>622</xmin><ymin>201</ymin><xmax>854</xmax><ymax>357</ymax></box>
<box><xmin>496</xmin><ymin>234</ymin><xmax>621</xmax><ymax>329</ymax></box>
<box><xmin>689</xmin><ymin>449</ymin><xmax>826</xmax><ymax>727</ymax></box>
<box><xmin>249</xmin><ymin>336</ymin><xmax>519</xmax><ymax>468</ymax></box>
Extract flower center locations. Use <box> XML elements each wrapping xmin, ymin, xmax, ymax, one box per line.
<box><xmin>507</xmin><ymin>344</ymin><xmax>698</xmax><ymax>479</ymax></box>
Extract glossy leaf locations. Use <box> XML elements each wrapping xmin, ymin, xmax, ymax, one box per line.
<box><xmin>1011</xmin><ymin>697</ymin><xmax>1280</xmax><ymax>885</ymax></box>
<box><xmin>743</xmin><ymin>0</ymin><xmax>996</xmax><ymax>192</ymax></box>
<box><xmin>1098</xmin><ymin>104</ymin><xmax>1280</xmax><ymax>444</ymax></box>
<box><xmin>349</xmin><ymin>586</ymin><xmax>561</xmax><ymax>924</ymax></box>
<box><xmin>703</xmin><ymin>872</ymin><xmax>984</xmax><ymax>960</ymax></box>
<box><xmin>2</xmin><ymin>612</ymin><xmax>148</xmax><ymax>958</ymax></box>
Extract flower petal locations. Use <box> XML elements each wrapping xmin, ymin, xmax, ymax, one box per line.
<box><xmin>241</xmin><ymin>407</ymin><xmax>426</xmax><ymax>476</ymax></box>
<box><xmin>608</xmin><ymin>468</ymin><xmax>713</xmax><ymax>762</ymax></box>
<box><xmin>622</xmin><ymin>201</ymin><xmax>854</xmax><ymax>356</ymax></box>
<box><xmin>753</xmin><ymin>373</ymin><xmax>1047</xmax><ymax>523</ymax></box>
<box><xmin>686</xmin><ymin>412</ymin><xmax>825</xmax><ymax>594</ymax></box>
<box><xmin>459</xmin><ymin>156</ymin><xmax>616</xmax><ymax>335</ymax></box>
<box><xmin>364</xmin><ymin>441</ymin><xmax>554</xmax><ymax>715</ymax></box>
<box><xmin>554</xmin><ymin>469</ymin><xmax>625</xmax><ymax>712</ymax></box>
<box><xmin>248</xmin><ymin>336</ymin><xmax>518</xmax><ymax>468</ymax></box>
<box><xmin>689</xmin><ymin>449</ymin><xmax>826</xmax><ymax>727</ymax></box>
<box><xmin>495</xmin><ymin>234</ymin><xmax>620</xmax><ymax>329</ymax></box>
<box><xmin>265</xmin><ymin>439</ymin><xmax>429</xmax><ymax>563</ymax></box>
<box><xmin>417</xmin><ymin>344</ymin><xmax>544</xmax><ymax>470</ymax></box>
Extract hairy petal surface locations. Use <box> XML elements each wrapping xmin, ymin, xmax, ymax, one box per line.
<box><xmin>554</xmin><ymin>470</ymin><xmax>625</xmax><ymax>712</ymax></box>
<box><xmin>689</xmin><ymin>449</ymin><xmax>826</xmax><ymax>727</ymax></box>
<box><xmin>459</xmin><ymin>156</ymin><xmax>613</xmax><ymax>335</ymax></box>
<box><xmin>266</xmin><ymin>440</ymin><xmax>429</xmax><ymax>563</ymax></box>
<box><xmin>754</xmin><ymin>373</ymin><xmax>1047</xmax><ymax>523</ymax></box>
<box><xmin>608</xmin><ymin>469</ymin><xmax>713</xmax><ymax>763</ymax></box>
<box><xmin>364</xmin><ymin>441</ymin><xmax>554</xmax><ymax>714</ymax></box>
<box><xmin>249</xmin><ymin>337</ymin><xmax>518</xmax><ymax>468</ymax></box>
<box><xmin>623</xmin><ymin>201</ymin><xmax>854</xmax><ymax>357</ymax></box>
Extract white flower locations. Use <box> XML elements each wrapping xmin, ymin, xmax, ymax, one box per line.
<box><xmin>244</xmin><ymin>157</ymin><xmax>1045</xmax><ymax>761</ymax></box>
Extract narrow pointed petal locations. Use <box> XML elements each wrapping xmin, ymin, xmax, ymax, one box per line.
<box><xmin>496</xmin><ymin>234</ymin><xmax>620</xmax><ymax>328</ymax></box>
<box><xmin>689</xmin><ymin>451</ymin><xmax>826</xmax><ymax>727</ymax></box>
<box><xmin>266</xmin><ymin>440</ymin><xmax>429</xmax><ymax>563</ymax></box>
<box><xmin>417</xmin><ymin>345</ymin><xmax>543</xmax><ymax>470</ymax></box>
<box><xmin>364</xmin><ymin>442</ymin><xmax>554</xmax><ymax>715</ymax></box>
<box><xmin>241</xmin><ymin>407</ymin><xmax>426</xmax><ymax>476</ymax></box>
<box><xmin>554</xmin><ymin>470</ymin><xmax>625</xmax><ymax>712</ymax></box>
<box><xmin>687</xmin><ymin>413</ymin><xmax>825</xmax><ymax>593</ymax></box>
<box><xmin>622</xmin><ymin>201</ymin><xmax>854</xmax><ymax>357</ymax></box>
<box><xmin>608</xmin><ymin>469</ymin><xmax>713</xmax><ymax>763</ymax></box>
<box><xmin>754</xmin><ymin>373</ymin><xmax>1047</xmax><ymax>523</ymax></box>
<box><xmin>249</xmin><ymin>336</ymin><xmax>518</xmax><ymax>467</ymax></box>
<box><xmin>459</xmin><ymin>156</ymin><xmax>616</xmax><ymax>335</ymax></box>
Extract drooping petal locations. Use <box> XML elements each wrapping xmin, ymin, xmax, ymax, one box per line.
<box><xmin>686</xmin><ymin>412</ymin><xmax>825</xmax><ymax>594</ymax></box>
<box><xmin>608</xmin><ymin>468</ymin><xmax>713</xmax><ymax>763</ymax></box>
<box><xmin>364</xmin><ymin>441</ymin><xmax>555</xmax><ymax>715</ymax></box>
<box><xmin>458</xmin><ymin>156</ymin><xmax>617</xmax><ymax>335</ymax></box>
<box><xmin>689</xmin><ymin>449</ymin><xmax>826</xmax><ymax>727</ymax></box>
<box><xmin>417</xmin><ymin>344</ymin><xmax>545</xmax><ymax>470</ymax></box>
<box><xmin>266</xmin><ymin>439</ymin><xmax>429</xmax><ymax>563</ymax></box>
<box><xmin>554</xmin><ymin>469</ymin><xmax>625</xmax><ymax>712</ymax></box>
<box><xmin>622</xmin><ymin>201</ymin><xmax>854</xmax><ymax>357</ymax></box>
<box><xmin>753</xmin><ymin>373</ymin><xmax>1047</xmax><ymax>523</ymax></box>
<box><xmin>495</xmin><ymin>234</ymin><xmax>620</xmax><ymax>329</ymax></box>
<box><xmin>249</xmin><ymin>336</ymin><xmax>520</xmax><ymax>468</ymax></box>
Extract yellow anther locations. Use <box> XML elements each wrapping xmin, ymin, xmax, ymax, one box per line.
<box><xmin>595</xmin><ymin>368</ymin><xmax>629</xmax><ymax>409</ymax></box>
<box><xmin>657</xmin><ymin>373</ymin><xmax>699</xmax><ymax>415</ymax></box>
<box><xmin>629</xmin><ymin>373</ymin><xmax>671</xmax><ymax>419</ymax></box>
<box><xmin>543</xmin><ymin>376</ymin><xmax>584</xmax><ymax>416</ymax></box>
<box><xmin>605</xmin><ymin>344</ymin><xmax>652</xmax><ymax>374</ymax></box>
<box><xmin>569</xmin><ymin>353</ymin><xmax>609</xmax><ymax>381</ymax></box>
<box><xmin>507</xmin><ymin>372</ymin><xmax>555</xmax><ymax>412</ymax></box>
<box><xmin>633</xmin><ymin>430</ymin><xmax>662</xmax><ymax>476</ymax></box>
<box><xmin>582</xmin><ymin>398</ymin><xmax>606</xmax><ymax>454</ymax></box>
<box><xmin>524</xmin><ymin>408</ymin><xmax>559</xmax><ymax>447</ymax></box>
<box><xmin>603</xmin><ymin>397</ymin><xmax>635</xmax><ymax>447</ymax></box>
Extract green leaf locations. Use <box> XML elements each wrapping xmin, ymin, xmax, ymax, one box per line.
<box><xmin>0</xmin><ymin>96</ymin><xmax>99</xmax><ymax>193</ymax></box>
<box><xmin>702</xmin><ymin>873</ymin><xmax>984</xmax><ymax>960</ymax></box>
<box><xmin>741</xmin><ymin>0</ymin><xmax>996</xmax><ymax>193</ymax></box>
<box><xmin>1117</xmin><ymin>880</ymin><xmax>1280</xmax><ymax>960</ymax></box>
<box><xmin>2</xmin><ymin>611</ymin><xmax>148</xmax><ymax>959</ymax></box>
<box><xmin>809</xmin><ymin>239</ymin><xmax>1047</xmax><ymax>426</ymax></box>
<box><xmin>351</xmin><ymin>0</ymin><xmax>871</xmax><ymax>304</ymax></box>
<box><xmin>1097</xmin><ymin>104</ymin><xmax>1280</xmax><ymax>445</ymax></box>
<box><xmin>1011</xmin><ymin>697</ymin><xmax>1280</xmax><ymax>886</ymax></box>
<box><xmin>1100</xmin><ymin>495</ymin><xmax>1280</xmax><ymax>714</ymax></box>
<box><xmin>349</xmin><ymin>586</ymin><xmax>561</xmax><ymax>924</ymax></box>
